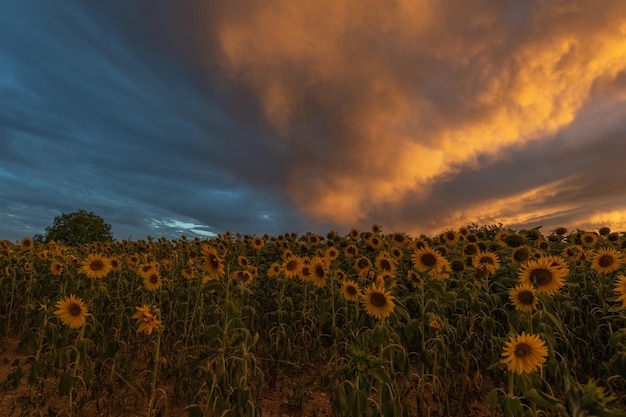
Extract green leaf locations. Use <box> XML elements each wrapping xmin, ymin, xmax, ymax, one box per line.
<box><xmin>58</xmin><ymin>372</ymin><xmax>77</xmax><ymax>395</ymax></box>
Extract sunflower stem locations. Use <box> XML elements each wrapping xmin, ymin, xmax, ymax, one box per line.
<box><xmin>147</xmin><ymin>316</ymin><xmax>162</xmax><ymax>417</ymax></box>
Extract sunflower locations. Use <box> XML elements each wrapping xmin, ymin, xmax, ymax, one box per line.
<box><xmin>109</xmin><ymin>257</ymin><xmax>122</xmax><ymax>272</ymax></box>
<box><xmin>344</xmin><ymin>245</ymin><xmax>358</xmax><ymax>258</ymax></box>
<box><xmin>137</xmin><ymin>262</ymin><xmax>158</xmax><ymax>279</ymax></box>
<box><xmin>361</xmin><ymin>284</ymin><xmax>395</xmax><ymax>320</ymax></box>
<box><xmin>298</xmin><ymin>260</ymin><xmax>313</xmax><ymax>282</ymax></box>
<box><xmin>324</xmin><ymin>247</ymin><xmax>340</xmax><ymax>261</ymax></box>
<box><xmin>310</xmin><ymin>257</ymin><xmax>328</xmax><ymax>287</ymax></box>
<box><xmin>267</xmin><ymin>262</ymin><xmax>282</xmax><ymax>278</ymax></box>
<box><xmin>143</xmin><ymin>272</ymin><xmax>162</xmax><ymax>291</ymax></box>
<box><xmin>201</xmin><ymin>245</ymin><xmax>225</xmax><ymax>280</ymax></box>
<box><xmin>20</xmin><ymin>237</ymin><xmax>34</xmax><ymax>250</ymax></box>
<box><xmin>440</xmin><ymin>230</ymin><xmax>458</xmax><ymax>245</ymax></box>
<box><xmin>54</xmin><ymin>295</ymin><xmax>89</xmax><ymax>329</ymax></box>
<box><xmin>411</xmin><ymin>246</ymin><xmax>447</xmax><ymax>273</ymax></box>
<box><xmin>511</xmin><ymin>246</ymin><xmax>531</xmax><ymax>263</ymax></box>
<box><xmin>508</xmin><ymin>284</ymin><xmax>538</xmax><ymax>313</ymax></box>
<box><xmin>375</xmin><ymin>251</ymin><xmax>396</xmax><ymax>275</ymax></box>
<box><xmin>368</xmin><ymin>235</ymin><xmax>383</xmax><ymax>250</ymax></box>
<box><xmin>518</xmin><ymin>258</ymin><xmax>567</xmax><ymax>294</ymax></box>
<box><xmin>282</xmin><ymin>255</ymin><xmax>304</xmax><ymax>279</ymax></box>
<box><xmin>250</xmin><ymin>236</ymin><xmax>265</xmax><ymax>250</ymax></box>
<box><xmin>580</xmin><ymin>232</ymin><xmax>599</xmax><ymax>247</ymax></box>
<box><xmin>614</xmin><ymin>275</ymin><xmax>626</xmax><ymax>307</ymax></box>
<box><xmin>544</xmin><ymin>255</ymin><xmax>570</xmax><ymax>276</ymax></box>
<box><xmin>132</xmin><ymin>305</ymin><xmax>161</xmax><ymax>335</ymax></box>
<box><xmin>391</xmin><ymin>232</ymin><xmax>408</xmax><ymax>247</ymax></box>
<box><xmin>127</xmin><ymin>253</ymin><xmax>141</xmax><ymax>267</ymax></box>
<box><xmin>591</xmin><ymin>247</ymin><xmax>623</xmax><ymax>275</ymax></box>
<box><xmin>230</xmin><ymin>269</ymin><xmax>254</xmax><ymax>286</ymax></box>
<box><xmin>182</xmin><ymin>266</ymin><xmax>197</xmax><ymax>280</ymax></box>
<box><xmin>463</xmin><ymin>243</ymin><xmax>480</xmax><ymax>256</ymax></box>
<box><xmin>413</xmin><ymin>239</ymin><xmax>427</xmax><ymax>250</ymax></box>
<box><xmin>349</xmin><ymin>228</ymin><xmax>360</xmax><ymax>241</ymax></box>
<box><xmin>472</xmin><ymin>252</ymin><xmax>500</xmax><ymax>274</ymax></box>
<box><xmin>50</xmin><ymin>260</ymin><xmax>64</xmax><ymax>276</ymax></box>
<box><xmin>371</xmin><ymin>224</ymin><xmax>383</xmax><ymax>234</ymax></box>
<box><xmin>79</xmin><ymin>254</ymin><xmax>112</xmax><ymax>279</ymax></box>
<box><xmin>355</xmin><ymin>256</ymin><xmax>373</xmax><ymax>273</ymax></box>
<box><xmin>501</xmin><ymin>332</ymin><xmax>548</xmax><ymax>375</ymax></box>
<box><xmin>342</xmin><ymin>280</ymin><xmax>361</xmax><ymax>301</ymax></box>
<box><xmin>334</xmin><ymin>269</ymin><xmax>347</xmax><ymax>282</ymax></box>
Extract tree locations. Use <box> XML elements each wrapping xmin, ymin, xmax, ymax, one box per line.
<box><xmin>44</xmin><ymin>210</ymin><xmax>113</xmax><ymax>245</ymax></box>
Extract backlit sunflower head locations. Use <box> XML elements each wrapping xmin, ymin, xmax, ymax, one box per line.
<box><xmin>132</xmin><ymin>305</ymin><xmax>162</xmax><ymax>335</ymax></box>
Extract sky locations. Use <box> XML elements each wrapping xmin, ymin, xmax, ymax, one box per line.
<box><xmin>1</xmin><ymin>0</ymin><xmax>626</xmax><ymax>242</ymax></box>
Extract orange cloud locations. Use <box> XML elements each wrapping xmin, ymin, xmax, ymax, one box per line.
<box><xmin>211</xmin><ymin>1</ymin><xmax>626</xmax><ymax>227</ymax></box>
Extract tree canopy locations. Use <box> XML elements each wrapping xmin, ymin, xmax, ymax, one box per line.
<box><xmin>44</xmin><ymin>210</ymin><xmax>113</xmax><ymax>245</ymax></box>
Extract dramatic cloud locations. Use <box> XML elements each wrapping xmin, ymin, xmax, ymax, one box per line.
<box><xmin>1</xmin><ymin>0</ymin><xmax>626</xmax><ymax>241</ymax></box>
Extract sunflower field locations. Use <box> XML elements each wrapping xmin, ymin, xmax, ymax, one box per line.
<box><xmin>1</xmin><ymin>225</ymin><xmax>626</xmax><ymax>417</ymax></box>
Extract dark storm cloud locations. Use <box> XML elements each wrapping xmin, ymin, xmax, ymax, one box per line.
<box><xmin>0</xmin><ymin>0</ymin><xmax>308</xmax><ymax>242</ymax></box>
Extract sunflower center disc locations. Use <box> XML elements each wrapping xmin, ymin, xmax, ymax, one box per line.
<box><xmin>519</xmin><ymin>291</ymin><xmax>535</xmax><ymax>305</ymax></box>
<box><xmin>421</xmin><ymin>254</ymin><xmax>436</xmax><ymax>267</ymax></box>
<box><xmin>69</xmin><ymin>303</ymin><xmax>82</xmax><ymax>317</ymax></box>
<box><xmin>91</xmin><ymin>260</ymin><xmax>104</xmax><ymax>271</ymax></box>
<box><xmin>370</xmin><ymin>292</ymin><xmax>387</xmax><ymax>308</ymax></box>
<box><xmin>514</xmin><ymin>343</ymin><xmax>530</xmax><ymax>358</ymax></box>
<box><xmin>598</xmin><ymin>255</ymin><xmax>613</xmax><ymax>268</ymax></box>
<box><xmin>530</xmin><ymin>268</ymin><xmax>552</xmax><ymax>286</ymax></box>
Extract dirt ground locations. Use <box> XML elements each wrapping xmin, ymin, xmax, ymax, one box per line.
<box><xmin>1</xmin><ymin>337</ymin><xmax>497</xmax><ymax>417</ymax></box>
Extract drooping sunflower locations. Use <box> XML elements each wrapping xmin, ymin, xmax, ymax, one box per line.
<box><xmin>54</xmin><ymin>295</ymin><xmax>89</xmax><ymax>329</ymax></box>
<box><xmin>79</xmin><ymin>254</ymin><xmax>112</xmax><ymax>279</ymax></box>
<box><xmin>590</xmin><ymin>247</ymin><xmax>623</xmax><ymax>275</ymax></box>
<box><xmin>132</xmin><ymin>305</ymin><xmax>161</xmax><ymax>335</ymax></box>
<box><xmin>501</xmin><ymin>332</ymin><xmax>548</xmax><ymax>375</ymax></box>
<box><xmin>411</xmin><ymin>246</ymin><xmax>446</xmax><ymax>273</ymax></box>
<box><xmin>406</xmin><ymin>269</ymin><xmax>424</xmax><ymax>288</ymax></box>
<box><xmin>201</xmin><ymin>245</ymin><xmax>225</xmax><ymax>280</ymax></box>
<box><xmin>310</xmin><ymin>257</ymin><xmax>328</xmax><ymax>287</ymax></box>
<box><xmin>508</xmin><ymin>284</ymin><xmax>538</xmax><ymax>313</ymax></box>
<box><xmin>143</xmin><ymin>272</ymin><xmax>162</xmax><ymax>291</ymax></box>
<box><xmin>361</xmin><ymin>284</ymin><xmax>395</xmax><ymax>320</ymax></box>
<box><xmin>341</xmin><ymin>280</ymin><xmax>361</xmax><ymax>302</ymax></box>
<box><xmin>282</xmin><ymin>255</ymin><xmax>304</xmax><ymax>279</ymax></box>
<box><xmin>614</xmin><ymin>275</ymin><xmax>626</xmax><ymax>307</ymax></box>
<box><xmin>518</xmin><ymin>257</ymin><xmax>567</xmax><ymax>294</ymax></box>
